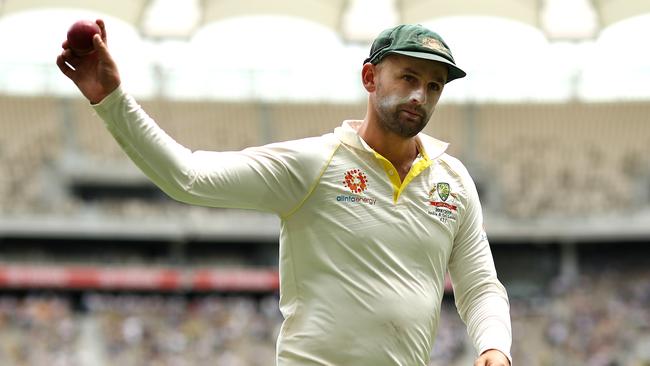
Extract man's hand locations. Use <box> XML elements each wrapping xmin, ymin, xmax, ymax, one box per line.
<box><xmin>474</xmin><ymin>349</ymin><xmax>510</xmax><ymax>366</ymax></box>
<box><xmin>56</xmin><ymin>19</ymin><xmax>121</xmax><ymax>104</ymax></box>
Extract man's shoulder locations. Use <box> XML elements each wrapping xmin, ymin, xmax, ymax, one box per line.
<box><xmin>438</xmin><ymin>153</ymin><xmax>468</xmax><ymax>175</ymax></box>
<box><xmin>264</xmin><ymin>132</ymin><xmax>339</xmax><ymax>153</ymax></box>
<box><xmin>245</xmin><ymin>133</ymin><xmax>340</xmax><ymax>172</ymax></box>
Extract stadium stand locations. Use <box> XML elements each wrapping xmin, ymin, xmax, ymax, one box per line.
<box><xmin>476</xmin><ymin>102</ymin><xmax>650</xmax><ymax>218</ymax></box>
<box><xmin>0</xmin><ymin>266</ymin><xmax>648</xmax><ymax>365</ymax></box>
<box><xmin>1</xmin><ymin>95</ymin><xmax>648</xmax><ymax>219</ymax></box>
<box><xmin>0</xmin><ymin>295</ymin><xmax>80</xmax><ymax>365</ymax></box>
<box><xmin>0</xmin><ymin>95</ymin><xmax>63</xmax><ymax>215</ymax></box>
<box><xmin>265</xmin><ymin>101</ymin><xmax>365</xmax><ymax>142</ymax></box>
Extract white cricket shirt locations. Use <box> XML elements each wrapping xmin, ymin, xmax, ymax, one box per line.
<box><xmin>93</xmin><ymin>87</ymin><xmax>512</xmax><ymax>366</ymax></box>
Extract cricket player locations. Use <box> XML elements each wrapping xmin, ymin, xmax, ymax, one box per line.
<box><xmin>57</xmin><ymin>20</ymin><xmax>512</xmax><ymax>366</ymax></box>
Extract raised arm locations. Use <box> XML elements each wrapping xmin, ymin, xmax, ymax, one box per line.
<box><xmin>56</xmin><ymin>21</ymin><xmax>333</xmax><ymax>215</ymax></box>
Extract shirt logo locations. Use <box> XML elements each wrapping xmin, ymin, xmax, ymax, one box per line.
<box><xmin>336</xmin><ymin>169</ymin><xmax>376</xmax><ymax>205</ymax></box>
<box><xmin>427</xmin><ymin>182</ymin><xmax>459</xmax><ymax>223</ymax></box>
<box><xmin>428</xmin><ymin>182</ymin><xmax>458</xmax><ymax>210</ymax></box>
<box><xmin>437</xmin><ymin>182</ymin><xmax>450</xmax><ymax>202</ymax></box>
<box><xmin>343</xmin><ymin>169</ymin><xmax>368</xmax><ymax>194</ymax></box>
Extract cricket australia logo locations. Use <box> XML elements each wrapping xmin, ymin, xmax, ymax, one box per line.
<box><xmin>427</xmin><ymin>182</ymin><xmax>458</xmax><ymax>223</ymax></box>
<box><xmin>436</xmin><ymin>182</ymin><xmax>450</xmax><ymax>202</ymax></box>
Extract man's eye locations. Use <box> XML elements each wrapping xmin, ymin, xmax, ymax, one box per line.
<box><xmin>402</xmin><ymin>75</ymin><xmax>415</xmax><ymax>82</ymax></box>
<box><xmin>429</xmin><ymin>83</ymin><xmax>441</xmax><ymax>91</ymax></box>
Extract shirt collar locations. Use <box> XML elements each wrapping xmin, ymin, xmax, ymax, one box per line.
<box><xmin>334</xmin><ymin>120</ymin><xmax>449</xmax><ymax>160</ymax></box>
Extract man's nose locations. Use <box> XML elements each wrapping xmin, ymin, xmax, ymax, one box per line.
<box><xmin>409</xmin><ymin>87</ymin><xmax>427</xmax><ymax>104</ymax></box>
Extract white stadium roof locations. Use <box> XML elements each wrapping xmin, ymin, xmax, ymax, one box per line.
<box><xmin>1</xmin><ymin>0</ymin><xmax>649</xmax><ymax>41</ymax></box>
<box><xmin>1</xmin><ymin>0</ymin><xmax>650</xmax><ymax>101</ymax></box>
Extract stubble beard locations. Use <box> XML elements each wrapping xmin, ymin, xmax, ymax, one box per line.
<box><xmin>375</xmin><ymin>93</ymin><xmax>429</xmax><ymax>138</ymax></box>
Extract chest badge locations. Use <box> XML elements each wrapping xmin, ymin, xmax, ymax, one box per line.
<box><xmin>428</xmin><ymin>182</ymin><xmax>459</xmax><ymax>223</ymax></box>
<box><xmin>343</xmin><ymin>169</ymin><xmax>368</xmax><ymax>194</ymax></box>
<box><xmin>337</xmin><ymin>168</ymin><xmax>376</xmax><ymax>205</ymax></box>
<box><xmin>436</xmin><ymin>182</ymin><xmax>450</xmax><ymax>202</ymax></box>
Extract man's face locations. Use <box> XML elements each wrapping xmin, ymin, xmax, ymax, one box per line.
<box><xmin>372</xmin><ymin>54</ymin><xmax>448</xmax><ymax>138</ymax></box>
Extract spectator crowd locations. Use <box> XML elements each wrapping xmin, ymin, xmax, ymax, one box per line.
<box><xmin>0</xmin><ymin>268</ymin><xmax>649</xmax><ymax>365</ymax></box>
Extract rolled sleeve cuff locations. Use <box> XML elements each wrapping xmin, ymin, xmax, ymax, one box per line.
<box><xmin>91</xmin><ymin>85</ymin><xmax>125</xmax><ymax>108</ymax></box>
<box><xmin>479</xmin><ymin>343</ymin><xmax>512</xmax><ymax>365</ymax></box>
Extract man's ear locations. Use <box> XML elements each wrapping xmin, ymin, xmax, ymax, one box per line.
<box><xmin>361</xmin><ymin>63</ymin><xmax>377</xmax><ymax>93</ymax></box>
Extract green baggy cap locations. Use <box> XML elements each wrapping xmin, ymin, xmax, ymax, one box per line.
<box><xmin>364</xmin><ymin>24</ymin><xmax>466</xmax><ymax>83</ymax></box>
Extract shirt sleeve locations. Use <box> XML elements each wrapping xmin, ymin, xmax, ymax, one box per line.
<box><xmin>91</xmin><ymin>86</ymin><xmax>332</xmax><ymax>216</ymax></box>
<box><xmin>447</xmin><ymin>164</ymin><xmax>513</xmax><ymax>364</ymax></box>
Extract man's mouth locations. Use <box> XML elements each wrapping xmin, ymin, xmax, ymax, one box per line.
<box><xmin>400</xmin><ymin>108</ymin><xmax>423</xmax><ymax>119</ymax></box>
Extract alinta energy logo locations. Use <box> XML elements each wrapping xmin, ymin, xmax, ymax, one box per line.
<box><xmin>343</xmin><ymin>169</ymin><xmax>368</xmax><ymax>194</ymax></box>
<box><xmin>337</xmin><ymin>168</ymin><xmax>376</xmax><ymax>205</ymax></box>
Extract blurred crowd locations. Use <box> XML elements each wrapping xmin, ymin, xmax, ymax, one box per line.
<box><xmin>0</xmin><ymin>295</ymin><xmax>79</xmax><ymax>365</ymax></box>
<box><xmin>0</xmin><ymin>268</ymin><xmax>649</xmax><ymax>366</ymax></box>
<box><xmin>86</xmin><ymin>294</ymin><xmax>280</xmax><ymax>366</ymax></box>
<box><xmin>537</xmin><ymin>270</ymin><xmax>650</xmax><ymax>366</ymax></box>
<box><xmin>2</xmin><ymin>95</ymin><xmax>650</xmax><ymax>222</ymax></box>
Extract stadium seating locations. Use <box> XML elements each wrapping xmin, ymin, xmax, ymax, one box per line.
<box><xmin>1</xmin><ymin>95</ymin><xmax>649</xmax><ymax>220</ymax></box>
<box><xmin>0</xmin><ymin>268</ymin><xmax>648</xmax><ymax>365</ymax></box>
<box><xmin>0</xmin><ymin>95</ymin><xmax>62</xmax><ymax>214</ymax></box>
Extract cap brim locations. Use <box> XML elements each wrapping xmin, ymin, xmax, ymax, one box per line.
<box><xmin>389</xmin><ymin>50</ymin><xmax>466</xmax><ymax>83</ymax></box>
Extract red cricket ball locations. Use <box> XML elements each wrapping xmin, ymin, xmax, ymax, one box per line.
<box><xmin>67</xmin><ymin>20</ymin><xmax>100</xmax><ymax>56</ymax></box>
